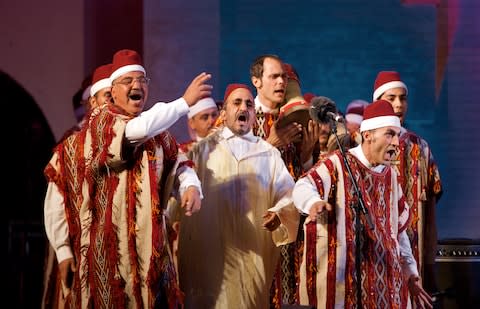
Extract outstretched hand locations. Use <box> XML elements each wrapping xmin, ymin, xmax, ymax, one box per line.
<box><xmin>183</xmin><ymin>72</ymin><xmax>213</xmax><ymax>106</ymax></box>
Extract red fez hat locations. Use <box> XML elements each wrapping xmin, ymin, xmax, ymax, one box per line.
<box><xmin>360</xmin><ymin>99</ymin><xmax>400</xmax><ymax>132</ymax></box>
<box><xmin>90</xmin><ymin>63</ymin><xmax>113</xmax><ymax>97</ymax></box>
<box><xmin>373</xmin><ymin>71</ymin><xmax>408</xmax><ymax>101</ymax></box>
<box><xmin>110</xmin><ymin>49</ymin><xmax>146</xmax><ymax>81</ymax></box>
<box><xmin>345</xmin><ymin>99</ymin><xmax>368</xmax><ymax>125</ymax></box>
<box><xmin>223</xmin><ymin>83</ymin><xmax>252</xmax><ymax>102</ymax></box>
<box><xmin>188</xmin><ymin>97</ymin><xmax>217</xmax><ymax>119</ymax></box>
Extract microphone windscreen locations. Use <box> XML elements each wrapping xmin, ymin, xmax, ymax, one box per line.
<box><xmin>309</xmin><ymin>96</ymin><xmax>337</xmax><ymax>123</ymax></box>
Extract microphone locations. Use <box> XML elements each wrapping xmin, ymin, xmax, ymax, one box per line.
<box><xmin>309</xmin><ymin>96</ymin><xmax>343</xmax><ymax>123</ymax></box>
<box><xmin>326</xmin><ymin>111</ymin><xmax>343</xmax><ymax>122</ymax></box>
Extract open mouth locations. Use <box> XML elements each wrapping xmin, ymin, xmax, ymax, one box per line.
<box><xmin>128</xmin><ymin>89</ymin><xmax>143</xmax><ymax>101</ymax></box>
<box><xmin>237</xmin><ymin>114</ymin><xmax>247</xmax><ymax>122</ymax></box>
<box><xmin>129</xmin><ymin>93</ymin><xmax>142</xmax><ymax>101</ymax></box>
<box><xmin>382</xmin><ymin>149</ymin><xmax>399</xmax><ymax>165</ymax></box>
<box><xmin>385</xmin><ymin>149</ymin><xmax>397</xmax><ymax>160</ymax></box>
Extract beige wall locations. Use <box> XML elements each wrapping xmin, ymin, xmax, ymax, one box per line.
<box><xmin>0</xmin><ymin>0</ymin><xmax>143</xmax><ymax>141</ymax></box>
<box><xmin>0</xmin><ymin>0</ymin><xmax>84</xmax><ymax>140</ymax></box>
<box><xmin>0</xmin><ymin>0</ymin><xmax>217</xmax><ymax>143</ymax></box>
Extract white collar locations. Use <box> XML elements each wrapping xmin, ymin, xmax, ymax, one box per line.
<box><xmin>349</xmin><ymin>144</ymin><xmax>385</xmax><ymax>172</ymax></box>
<box><xmin>254</xmin><ymin>96</ymin><xmax>276</xmax><ymax>113</ymax></box>
<box><xmin>221</xmin><ymin>127</ymin><xmax>258</xmax><ymax>143</ymax></box>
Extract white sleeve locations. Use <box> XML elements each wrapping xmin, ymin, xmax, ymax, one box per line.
<box><xmin>177</xmin><ymin>165</ymin><xmax>203</xmax><ymax>199</ymax></box>
<box><xmin>292</xmin><ymin>175</ymin><xmax>323</xmax><ymax>215</ymax></box>
<box><xmin>125</xmin><ymin>98</ymin><xmax>189</xmax><ymax>144</ymax></box>
<box><xmin>398</xmin><ymin>230</ymin><xmax>419</xmax><ymax>279</ymax></box>
<box><xmin>44</xmin><ymin>182</ymin><xmax>73</xmax><ymax>263</ymax></box>
<box><xmin>269</xmin><ymin>150</ymin><xmax>295</xmax><ymax>212</ymax></box>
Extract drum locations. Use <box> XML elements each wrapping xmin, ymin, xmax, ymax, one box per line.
<box><xmin>277</xmin><ymin>100</ymin><xmax>311</xmax><ymax>129</ymax></box>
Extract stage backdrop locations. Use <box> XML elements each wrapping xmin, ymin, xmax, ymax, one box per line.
<box><xmin>144</xmin><ymin>0</ymin><xmax>479</xmax><ymax>240</ymax></box>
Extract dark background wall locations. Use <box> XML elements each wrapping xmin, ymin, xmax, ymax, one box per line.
<box><xmin>144</xmin><ymin>0</ymin><xmax>478</xmax><ymax>240</ymax></box>
<box><xmin>0</xmin><ymin>0</ymin><xmax>478</xmax><ymax>306</ymax></box>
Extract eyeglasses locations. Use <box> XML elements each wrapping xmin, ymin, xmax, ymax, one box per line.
<box><xmin>113</xmin><ymin>76</ymin><xmax>151</xmax><ymax>86</ymax></box>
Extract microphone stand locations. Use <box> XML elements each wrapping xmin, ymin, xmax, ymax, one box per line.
<box><xmin>330</xmin><ymin>120</ymin><xmax>374</xmax><ymax>309</ymax></box>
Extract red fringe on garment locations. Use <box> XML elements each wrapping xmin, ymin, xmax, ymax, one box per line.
<box><xmin>324</xmin><ymin>159</ymin><xmax>338</xmax><ymax>309</ymax></box>
<box><xmin>146</xmin><ymin>132</ymin><xmax>185</xmax><ymax>309</ymax></box>
<box><xmin>45</xmin><ymin>106</ymin><xmax>189</xmax><ymax>308</ymax></box>
<box><xmin>304</xmin><ymin>221</ymin><xmax>317</xmax><ymax>307</ymax></box>
<box><xmin>86</xmin><ymin>110</ymin><xmax>127</xmax><ymax>308</ymax></box>
<box><xmin>397</xmin><ymin>131</ymin><xmax>443</xmax><ymax>305</ymax></box>
<box><xmin>340</xmin><ymin>152</ymin><xmax>406</xmax><ymax>309</ymax></box>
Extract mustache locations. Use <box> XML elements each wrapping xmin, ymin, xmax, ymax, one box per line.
<box><xmin>128</xmin><ymin>88</ymin><xmax>143</xmax><ymax>94</ymax></box>
<box><xmin>236</xmin><ymin>111</ymin><xmax>249</xmax><ymax>121</ymax></box>
<box><xmin>128</xmin><ymin>89</ymin><xmax>144</xmax><ymax>98</ymax></box>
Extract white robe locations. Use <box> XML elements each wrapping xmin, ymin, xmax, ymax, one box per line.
<box><xmin>176</xmin><ymin>127</ymin><xmax>299</xmax><ymax>309</ymax></box>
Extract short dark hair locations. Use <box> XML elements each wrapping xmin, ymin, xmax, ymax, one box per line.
<box><xmin>249</xmin><ymin>54</ymin><xmax>283</xmax><ymax>79</ymax></box>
